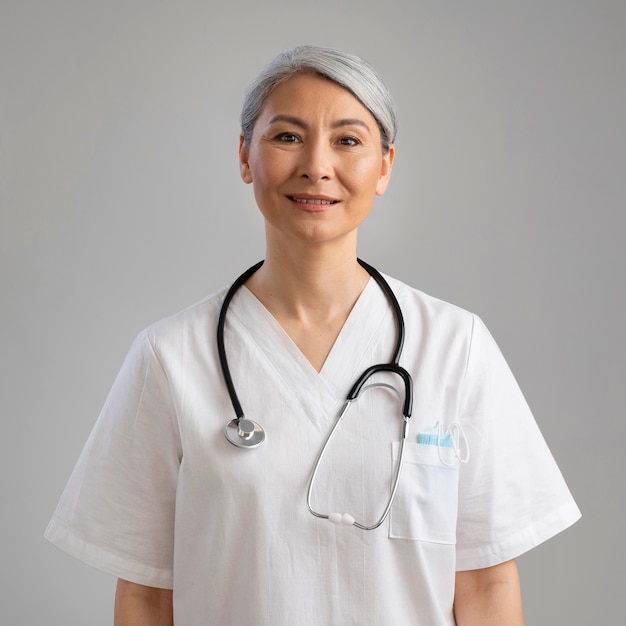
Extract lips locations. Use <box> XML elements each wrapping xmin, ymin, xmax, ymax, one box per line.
<box><xmin>292</xmin><ymin>198</ymin><xmax>335</xmax><ymax>205</ymax></box>
<box><xmin>287</xmin><ymin>194</ymin><xmax>339</xmax><ymax>209</ymax></box>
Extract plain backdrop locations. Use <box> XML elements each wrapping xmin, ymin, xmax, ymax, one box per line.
<box><xmin>2</xmin><ymin>1</ymin><xmax>624</xmax><ymax>624</ymax></box>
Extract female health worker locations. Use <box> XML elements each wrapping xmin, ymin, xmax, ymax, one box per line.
<box><xmin>45</xmin><ymin>46</ymin><xmax>580</xmax><ymax>625</ymax></box>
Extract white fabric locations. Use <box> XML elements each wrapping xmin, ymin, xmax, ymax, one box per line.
<box><xmin>45</xmin><ymin>275</ymin><xmax>580</xmax><ymax>625</ymax></box>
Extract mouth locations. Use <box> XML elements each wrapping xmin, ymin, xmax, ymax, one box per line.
<box><xmin>287</xmin><ymin>195</ymin><xmax>339</xmax><ymax>209</ymax></box>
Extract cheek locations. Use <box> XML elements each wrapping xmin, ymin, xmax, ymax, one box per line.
<box><xmin>250</xmin><ymin>153</ymin><xmax>290</xmax><ymax>187</ymax></box>
<box><xmin>346</xmin><ymin>160</ymin><xmax>384</xmax><ymax>192</ymax></box>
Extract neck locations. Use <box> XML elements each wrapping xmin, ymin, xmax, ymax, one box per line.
<box><xmin>246</xmin><ymin>228</ymin><xmax>371</xmax><ymax>319</ymax></box>
<box><xmin>243</xmin><ymin>233</ymin><xmax>371</xmax><ymax>372</ymax></box>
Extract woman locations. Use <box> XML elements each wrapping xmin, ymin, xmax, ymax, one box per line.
<box><xmin>46</xmin><ymin>46</ymin><xmax>580</xmax><ymax>625</ymax></box>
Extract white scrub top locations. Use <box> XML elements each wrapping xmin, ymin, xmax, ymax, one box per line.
<box><xmin>45</xmin><ymin>275</ymin><xmax>580</xmax><ymax>625</ymax></box>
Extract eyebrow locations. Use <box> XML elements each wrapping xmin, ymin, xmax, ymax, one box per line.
<box><xmin>267</xmin><ymin>115</ymin><xmax>371</xmax><ymax>132</ymax></box>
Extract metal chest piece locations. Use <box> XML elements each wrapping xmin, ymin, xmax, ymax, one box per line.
<box><xmin>224</xmin><ymin>418</ymin><xmax>265</xmax><ymax>449</ymax></box>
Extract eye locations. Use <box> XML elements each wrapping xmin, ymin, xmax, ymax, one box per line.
<box><xmin>274</xmin><ymin>132</ymin><xmax>301</xmax><ymax>143</ymax></box>
<box><xmin>337</xmin><ymin>135</ymin><xmax>361</xmax><ymax>147</ymax></box>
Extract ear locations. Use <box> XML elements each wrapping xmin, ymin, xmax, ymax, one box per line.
<box><xmin>239</xmin><ymin>134</ymin><xmax>253</xmax><ymax>184</ymax></box>
<box><xmin>375</xmin><ymin>144</ymin><xmax>395</xmax><ymax>196</ymax></box>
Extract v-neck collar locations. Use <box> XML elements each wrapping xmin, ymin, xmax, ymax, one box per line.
<box><xmin>226</xmin><ymin>278</ymin><xmax>393</xmax><ymax>431</ymax></box>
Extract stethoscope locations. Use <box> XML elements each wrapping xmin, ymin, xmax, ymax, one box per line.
<box><xmin>217</xmin><ymin>259</ymin><xmax>413</xmax><ymax>530</ymax></box>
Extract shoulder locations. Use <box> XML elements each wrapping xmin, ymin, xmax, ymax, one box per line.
<box><xmin>374</xmin><ymin>274</ymin><xmax>491</xmax><ymax>377</ymax></box>
<box><xmin>136</xmin><ymin>286</ymin><xmax>230</xmax><ymax>355</ymax></box>
<box><xmin>383</xmin><ymin>274</ymin><xmax>479</xmax><ymax>333</ymax></box>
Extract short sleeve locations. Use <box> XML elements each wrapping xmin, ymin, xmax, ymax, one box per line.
<box><xmin>45</xmin><ymin>330</ymin><xmax>182</xmax><ymax>588</ymax></box>
<box><xmin>455</xmin><ymin>316</ymin><xmax>580</xmax><ymax>571</ymax></box>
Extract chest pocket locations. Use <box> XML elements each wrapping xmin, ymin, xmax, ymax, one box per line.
<box><xmin>389</xmin><ymin>442</ymin><xmax>460</xmax><ymax>543</ymax></box>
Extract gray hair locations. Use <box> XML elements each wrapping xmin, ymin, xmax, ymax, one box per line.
<box><xmin>240</xmin><ymin>45</ymin><xmax>397</xmax><ymax>153</ymax></box>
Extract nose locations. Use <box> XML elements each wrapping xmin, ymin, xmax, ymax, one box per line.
<box><xmin>298</xmin><ymin>139</ymin><xmax>332</xmax><ymax>182</ymax></box>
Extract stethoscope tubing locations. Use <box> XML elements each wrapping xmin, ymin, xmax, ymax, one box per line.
<box><xmin>216</xmin><ymin>260</ymin><xmax>264</xmax><ymax>422</ymax></box>
<box><xmin>355</xmin><ymin>258</ymin><xmax>405</xmax><ymax>365</ymax></box>
<box><xmin>218</xmin><ymin>258</ymin><xmax>415</xmax><ymax>529</ymax></box>
<box><xmin>306</xmin><ymin>397</ymin><xmax>410</xmax><ymax>530</ymax></box>
<box><xmin>347</xmin><ymin>364</ymin><xmax>413</xmax><ymax>418</ymax></box>
<box><xmin>217</xmin><ymin>258</ymin><xmax>411</xmax><ymax>426</ymax></box>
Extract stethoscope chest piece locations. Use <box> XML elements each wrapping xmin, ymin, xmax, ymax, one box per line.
<box><xmin>224</xmin><ymin>418</ymin><xmax>265</xmax><ymax>449</ymax></box>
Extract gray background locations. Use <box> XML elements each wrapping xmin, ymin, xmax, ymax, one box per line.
<box><xmin>2</xmin><ymin>0</ymin><xmax>624</xmax><ymax>624</ymax></box>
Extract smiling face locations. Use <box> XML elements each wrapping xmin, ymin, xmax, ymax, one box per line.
<box><xmin>239</xmin><ymin>73</ymin><xmax>395</xmax><ymax>250</ymax></box>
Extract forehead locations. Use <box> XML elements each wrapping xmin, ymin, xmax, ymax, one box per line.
<box><xmin>258</xmin><ymin>73</ymin><xmax>378</xmax><ymax>127</ymax></box>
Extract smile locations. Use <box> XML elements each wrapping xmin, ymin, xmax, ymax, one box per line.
<box><xmin>288</xmin><ymin>196</ymin><xmax>339</xmax><ymax>205</ymax></box>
